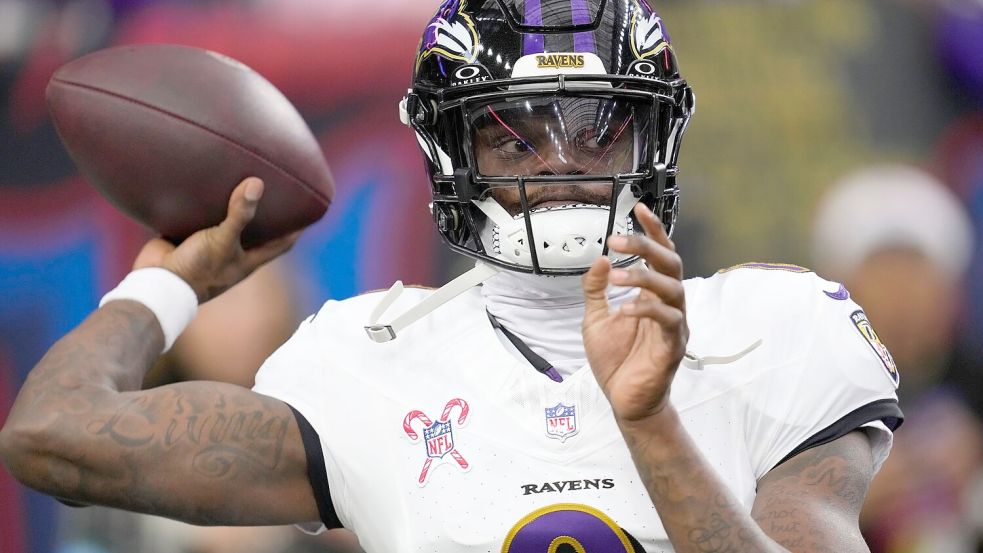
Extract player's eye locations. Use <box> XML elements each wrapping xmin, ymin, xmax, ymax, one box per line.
<box><xmin>577</xmin><ymin>128</ymin><xmax>612</xmax><ymax>151</ymax></box>
<box><xmin>493</xmin><ymin>137</ymin><xmax>533</xmax><ymax>156</ymax></box>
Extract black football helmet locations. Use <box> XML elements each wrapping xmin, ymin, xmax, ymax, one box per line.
<box><xmin>403</xmin><ymin>0</ymin><xmax>694</xmax><ymax>275</ymax></box>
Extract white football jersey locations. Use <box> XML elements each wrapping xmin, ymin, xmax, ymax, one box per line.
<box><xmin>253</xmin><ymin>265</ymin><xmax>902</xmax><ymax>553</ymax></box>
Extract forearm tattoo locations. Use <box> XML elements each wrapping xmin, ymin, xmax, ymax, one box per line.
<box><xmin>622</xmin><ymin>417</ymin><xmax>873</xmax><ymax>553</ymax></box>
<box><xmin>89</xmin><ymin>389</ymin><xmax>290</xmax><ymax>477</ymax></box>
<box><xmin>624</xmin><ymin>429</ymin><xmax>771</xmax><ymax>553</ymax></box>
<box><xmin>66</xmin><ymin>385</ymin><xmax>297</xmax><ymax>524</ymax></box>
<box><xmin>751</xmin><ymin>433</ymin><xmax>873</xmax><ymax>552</ymax></box>
<box><xmin>3</xmin><ymin>301</ymin><xmax>306</xmax><ymax>525</ymax></box>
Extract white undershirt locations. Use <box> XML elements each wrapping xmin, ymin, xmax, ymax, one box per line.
<box><xmin>480</xmin><ymin>269</ymin><xmax>639</xmax><ymax>378</ymax></box>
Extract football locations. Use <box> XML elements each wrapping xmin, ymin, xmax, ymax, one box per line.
<box><xmin>46</xmin><ymin>44</ymin><xmax>333</xmax><ymax>247</ymax></box>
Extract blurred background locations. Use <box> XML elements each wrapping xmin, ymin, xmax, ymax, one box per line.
<box><xmin>1</xmin><ymin>0</ymin><xmax>983</xmax><ymax>552</ymax></box>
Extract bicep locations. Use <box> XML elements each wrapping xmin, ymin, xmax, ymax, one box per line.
<box><xmin>751</xmin><ymin>431</ymin><xmax>875</xmax><ymax>553</ymax></box>
<box><xmin>57</xmin><ymin>382</ymin><xmax>318</xmax><ymax>526</ymax></box>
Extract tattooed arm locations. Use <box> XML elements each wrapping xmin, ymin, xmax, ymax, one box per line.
<box><xmin>0</xmin><ymin>302</ymin><xmax>316</xmax><ymax>524</ymax></box>
<box><xmin>584</xmin><ymin>207</ymin><xmax>876</xmax><ymax>552</ymax></box>
<box><xmin>0</xmin><ymin>179</ymin><xmax>316</xmax><ymax>525</ymax></box>
<box><xmin>620</xmin><ymin>410</ymin><xmax>874</xmax><ymax>553</ymax></box>
<box><xmin>751</xmin><ymin>431</ymin><xmax>874</xmax><ymax>552</ymax></box>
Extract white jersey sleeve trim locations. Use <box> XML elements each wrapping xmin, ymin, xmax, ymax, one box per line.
<box><xmin>771</xmin><ymin>398</ymin><xmax>902</xmax><ymax>472</ymax></box>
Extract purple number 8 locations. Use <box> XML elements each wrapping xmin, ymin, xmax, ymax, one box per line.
<box><xmin>501</xmin><ymin>503</ymin><xmax>638</xmax><ymax>553</ymax></box>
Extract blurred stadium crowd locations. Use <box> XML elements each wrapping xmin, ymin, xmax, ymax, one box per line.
<box><xmin>1</xmin><ymin>0</ymin><xmax>983</xmax><ymax>552</ymax></box>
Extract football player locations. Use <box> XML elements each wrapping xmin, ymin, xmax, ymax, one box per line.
<box><xmin>0</xmin><ymin>1</ymin><xmax>902</xmax><ymax>551</ymax></box>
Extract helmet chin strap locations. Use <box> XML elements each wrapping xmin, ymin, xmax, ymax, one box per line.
<box><xmin>364</xmin><ymin>262</ymin><xmax>499</xmax><ymax>343</ymax></box>
<box><xmin>472</xmin><ymin>184</ymin><xmax>640</xmax><ymax>271</ymax></box>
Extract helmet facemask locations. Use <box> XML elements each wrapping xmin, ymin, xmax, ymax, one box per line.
<box><xmin>467</xmin><ymin>92</ymin><xmax>654</xmax><ymax>272</ymax></box>
<box><xmin>406</xmin><ymin>0</ymin><xmax>694</xmax><ymax>276</ymax></box>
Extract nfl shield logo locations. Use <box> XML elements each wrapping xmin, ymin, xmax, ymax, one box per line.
<box><xmin>424</xmin><ymin>420</ymin><xmax>454</xmax><ymax>459</ymax></box>
<box><xmin>545</xmin><ymin>403</ymin><xmax>579</xmax><ymax>442</ymax></box>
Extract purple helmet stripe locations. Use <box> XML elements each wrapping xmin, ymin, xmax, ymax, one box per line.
<box><xmin>570</xmin><ymin>0</ymin><xmax>596</xmax><ymax>52</ymax></box>
<box><xmin>523</xmin><ymin>0</ymin><xmax>546</xmax><ymax>55</ymax></box>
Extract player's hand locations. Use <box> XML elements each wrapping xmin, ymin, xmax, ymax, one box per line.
<box><xmin>133</xmin><ymin>177</ymin><xmax>301</xmax><ymax>303</ymax></box>
<box><xmin>582</xmin><ymin>204</ymin><xmax>689</xmax><ymax>423</ymax></box>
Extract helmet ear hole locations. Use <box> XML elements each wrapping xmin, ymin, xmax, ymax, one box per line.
<box><xmin>434</xmin><ymin>204</ymin><xmax>463</xmax><ymax>232</ymax></box>
<box><xmin>404</xmin><ymin>94</ymin><xmax>438</xmax><ymax>126</ymax></box>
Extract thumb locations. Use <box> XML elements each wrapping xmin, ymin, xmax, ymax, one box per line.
<box><xmin>133</xmin><ymin>237</ymin><xmax>177</xmax><ymax>270</ymax></box>
<box><xmin>218</xmin><ymin>177</ymin><xmax>264</xmax><ymax>241</ymax></box>
<box><xmin>242</xmin><ymin>230</ymin><xmax>303</xmax><ymax>272</ymax></box>
<box><xmin>582</xmin><ymin>256</ymin><xmax>612</xmax><ymax>323</ymax></box>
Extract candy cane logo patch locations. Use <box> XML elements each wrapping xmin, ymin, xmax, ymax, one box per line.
<box><xmin>403</xmin><ymin>398</ymin><xmax>471</xmax><ymax>486</ymax></box>
<box><xmin>851</xmin><ymin>310</ymin><xmax>899</xmax><ymax>388</ymax></box>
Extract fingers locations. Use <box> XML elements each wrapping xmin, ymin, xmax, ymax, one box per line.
<box><xmin>607</xmin><ymin>234</ymin><xmax>683</xmax><ymax>281</ymax></box>
<box><xmin>604</xmin><ymin>204</ymin><xmax>686</xmax><ymax>323</ymax></box>
<box><xmin>620</xmin><ymin>297</ymin><xmax>685</xmax><ymax>331</ymax></box>
<box><xmin>609</xmin><ymin>266</ymin><xmax>685</xmax><ymax>309</ymax></box>
<box><xmin>611</xmin><ymin>265</ymin><xmax>686</xmax><ymax>332</ymax></box>
<box><xmin>591</xmin><ymin>203</ymin><xmax>679</xmax><ymax>278</ymax></box>
<box><xmin>217</xmin><ymin>177</ymin><xmax>265</xmax><ymax>242</ymax></box>
<box><xmin>633</xmin><ymin>203</ymin><xmax>672</xmax><ymax>249</ymax></box>
<box><xmin>582</xmin><ymin>255</ymin><xmax>613</xmax><ymax>322</ymax></box>
<box><xmin>242</xmin><ymin>230</ymin><xmax>302</xmax><ymax>271</ymax></box>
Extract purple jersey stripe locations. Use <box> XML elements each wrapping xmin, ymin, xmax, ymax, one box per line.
<box><xmin>570</xmin><ymin>0</ymin><xmax>596</xmax><ymax>52</ymax></box>
<box><xmin>523</xmin><ymin>0</ymin><xmax>546</xmax><ymax>55</ymax></box>
<box><xmin>545</xmin><ymin>367</ymin><xmax>564</xmax><ymax>383</ymax></box>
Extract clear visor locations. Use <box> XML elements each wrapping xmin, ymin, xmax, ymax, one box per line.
<box><xmin>469</xmin><ymin>94</ymin><xmax>652</xmax><ymax>180</ymax></box>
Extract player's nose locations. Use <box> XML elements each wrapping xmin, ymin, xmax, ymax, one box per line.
<box><xmin>534</xmin><ymin>143</ymin><xmax>585</xmax><ymax>176</ymax></box>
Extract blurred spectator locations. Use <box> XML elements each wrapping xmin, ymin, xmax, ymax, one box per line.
<box><xmin>812</xmin><ymin>164</ymin><xmax>982</xmax><ymax>553</ymax></box>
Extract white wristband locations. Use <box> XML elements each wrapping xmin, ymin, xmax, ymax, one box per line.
<box><xmin>99</xmin><ymin>268</ymin><xmax>199</xmax><ymax>353</ymax></box>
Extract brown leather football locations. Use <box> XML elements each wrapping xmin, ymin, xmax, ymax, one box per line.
<box><xmin>46</xmin><ymin>44</ymin><xmax>333</xmax><ymax>247</ymax></box>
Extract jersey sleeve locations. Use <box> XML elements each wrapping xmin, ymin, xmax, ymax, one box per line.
<box><xmin>252</xmin><ymin>300</ymin><xmax>345</xmax><ymax>532</ymax></box>
<box><xmin>741</xmin><ymin>271</ymin><xmax>904</xmax><ymax>480</ymax></box>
